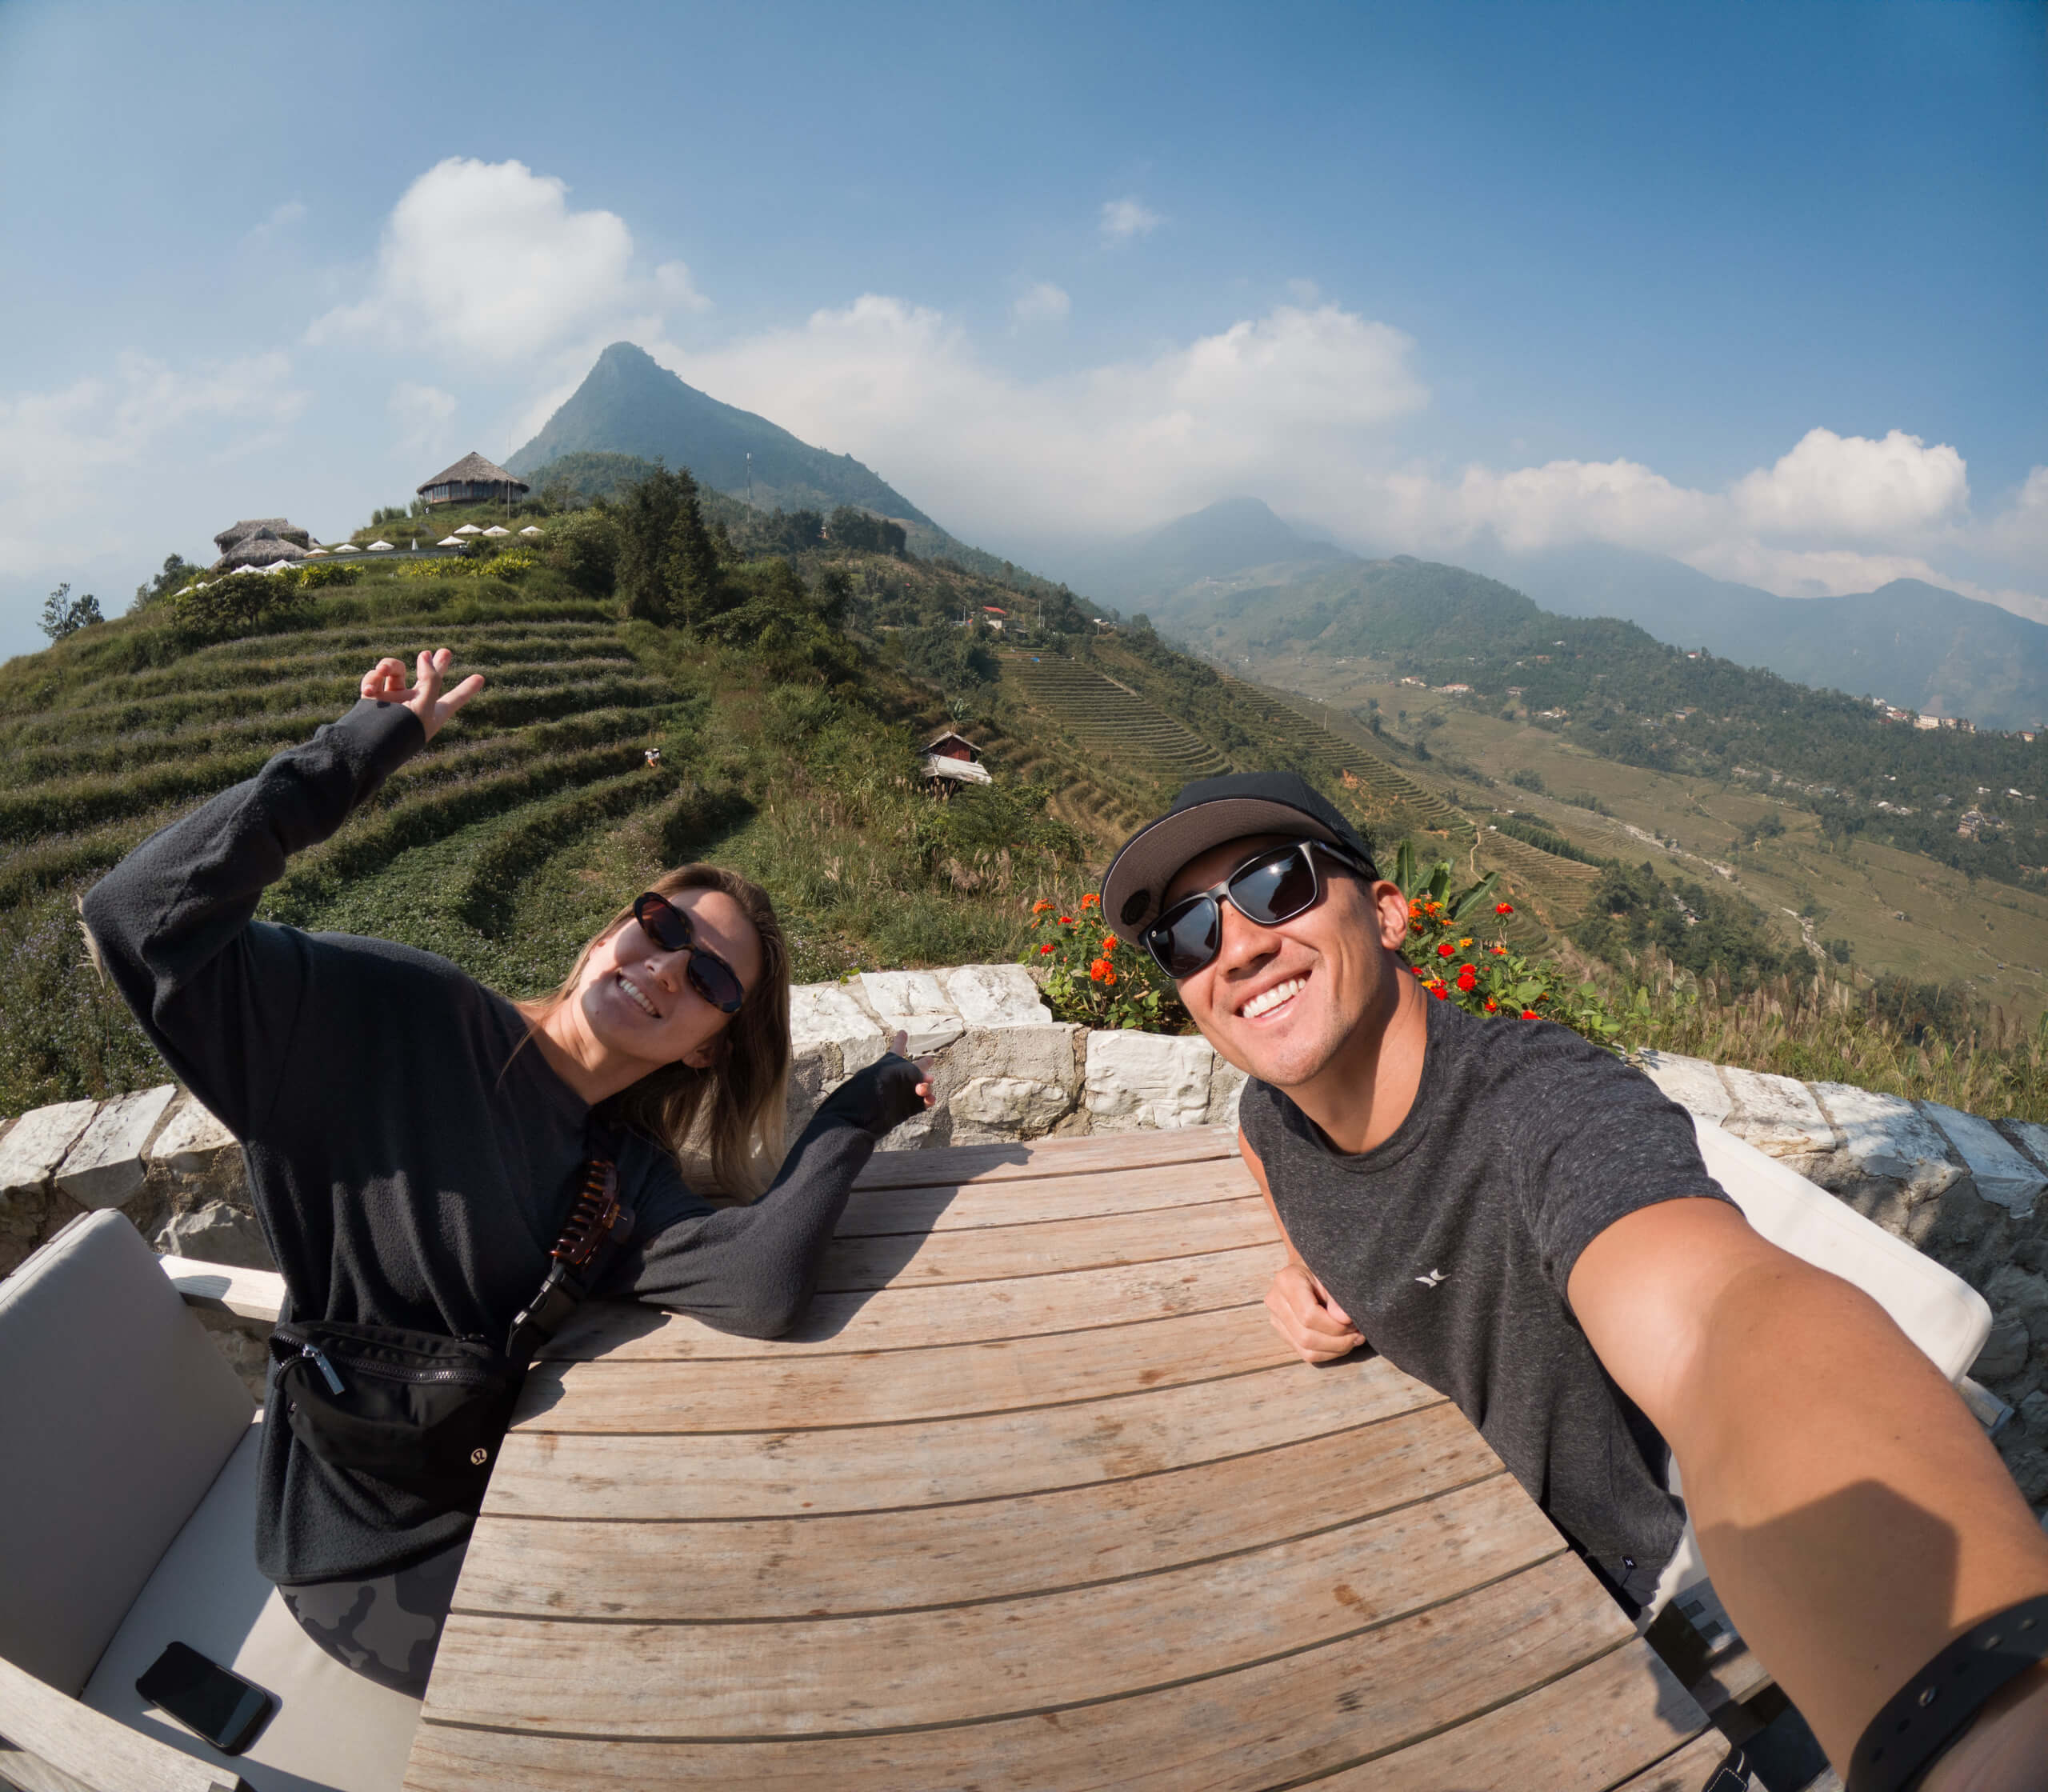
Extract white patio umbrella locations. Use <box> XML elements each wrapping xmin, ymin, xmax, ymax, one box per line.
<box><xmin>482</xmin><ymin>525</ymin><xmax>510</xmax><ymax>537</ymax></box>
<box><xmin>518</xmin><ymin>526</ymin><xmax>544</xmax><ymax>537</ymax></box>
<box><xmin>438</xmin><ymin>535</ymin><xmax>466</xmax><ymax>548</ymax></box>
<box><xmin>262</xmin><ymin>559</ymin><xmax>297</xmax><ymax>574</ymax></box>
<box><xmin>454</xmin><ymin>523</ymin><xmax>483</xmax><ymax>536</ymax></box>
<box><xmin>333</xmin><ymin>543</ymin><xmax>360</xmax><ymax>554</ymax></box>
<box><xmin>366</xmin><ymin>541</ymin><xmax>394</xmax><ymax>551</ymax></box>
<box><xmin>305</xmin><ymin>546</ymin><xmax>330</xmax><ymax>556</ymax></box>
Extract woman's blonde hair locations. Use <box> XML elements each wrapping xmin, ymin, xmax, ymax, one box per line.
<box><xmin>522</xmin><ymin>866</ymin><xmax>791</xmax><ymax>1199</ymax></box>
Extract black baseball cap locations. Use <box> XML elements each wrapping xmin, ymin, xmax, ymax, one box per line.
<box><xmin>1101</xmin><ymin>771</ymin><xmax>1379</xmax><ymax>946</ymax></box>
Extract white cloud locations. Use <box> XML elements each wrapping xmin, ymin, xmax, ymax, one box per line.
<box><xmin>388</xmin><ymin>381</ymin><xmax>458</xmax><ymax>460</ymax></box>
<box><xmin>0</xmin><ymin>352</ymin><xmax>308</xmax><ymax>574</ymax></box>
<box><xmin>309</xmin><ymin>158</ymin><xmax>699</xmax><ymax>363</ymax></box>
<box><xmin>1099</xmin><ymin>197</ymin><xmax>1162</xmax><ymax>244</ymax></box>
<box><xmin>1012</xmin><ymin>282</ymin><xmax>1071</xmax><ymax>326</ymax></box>
<box><xmin>662</xmin><ymin>297</ymin><xmax>1426</xmax><ymax>538</ymax></box>
<box><xmin>1730</xmin><ymin>427</ymin><xmax>1969</xmax><ymax>539</ymax></box>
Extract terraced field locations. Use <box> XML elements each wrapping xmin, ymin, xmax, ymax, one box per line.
<box><xmin>1002</xmin><ymin>657</ymin><xmax>1232</xmax><ymax>786</ymax></box>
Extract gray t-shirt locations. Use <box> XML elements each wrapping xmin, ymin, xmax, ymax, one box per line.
<box><xmin>1238</xmin><ymin>992</ymin><xmax>1734</xmax><ymax>1613</ymax></box>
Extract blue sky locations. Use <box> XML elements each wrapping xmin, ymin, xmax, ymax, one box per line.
<box><xmin>2</xmin><ymin>0</ymin><xmax>2042</xmax><ymax>657</ymax></box>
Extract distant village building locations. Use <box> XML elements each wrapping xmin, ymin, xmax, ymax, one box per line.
<box><xmin>919</xmin><ymin>730</ymin><xmax>992</xmax><ymax>796</ymax></box>
<box><xmin>210</xmin><ymin>518</ymin><xmax>314</xmax><ymax>571</ymax></box>
<box><xmin>417</xmin><ymin>451</ymin><xmax>530</xmax><ymax>507</ymax></box>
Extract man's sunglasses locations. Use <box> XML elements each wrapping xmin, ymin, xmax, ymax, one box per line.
<box><xmin>630</xmin><ymin>891</ymin><xmax>746</xmax><ymax>1014</ymax></box>
<box><xmin>1142</xmin><ymin>839</ymin><xmax>1376</xmax><ymax>979</ymax></box>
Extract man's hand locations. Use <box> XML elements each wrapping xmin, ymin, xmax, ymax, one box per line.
<box><xmin>361</xmin><ymin>648</ymin><xmax>485</xmax><ymax>744</ymax></box>
<box><xmin>1265</xmin><ymin>1262</ymin><xmax>1364</xmax><ymax>1364</ymax></box>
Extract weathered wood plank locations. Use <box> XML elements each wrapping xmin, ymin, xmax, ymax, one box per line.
<box><xmin>814</xmin><ymin>1194</ymin><xmax>1274</xmax><ymax>1290</ymax></box>
<box><xmin>1318</xmin><ymin>1637</ymin><xmax>1706</xmax><ymax>1789</ymax></box>
<box><xmin>850</xmin><ymin>1125</ymin><xmax>1238</xmax><ymax>1190</ymax></box>
<box><xmin>159</xmin><ymin>1254</ymin><xmax>286</xmax><ymax>1325</ymax></box>
<box><xmin>458</xmin><ymin>1402</ymin><xmax>1490</xmax><ymax>1620</ymax></box>
<box><xmin>486</xmin><ymin>1353</ymin><xmax>1440</xmax><ymax>1519</ymax></box>
<box><xmin>518</xmin><ymin>1302</ymin><xmax>1292</xmax><ymax>1432</ymax></box>
<box><xmin>405</xmin><ymin>1554</ymin><xmax>1625</xmax><ymax>1792</ymax></box>
<box><xmin>834</xmin><ymin>1156</ymin><xmax>1254</xmax><ymax>1236</ymax></box>
<box><xmin>430</xmin><ymin>1478</ymin><xmax>1563</xmax><ymax>1734</ymax></box>
<box><xmin>0</xmin><ymin>1656</ymin><xmax>247</xmax><ymax>1792</ymax></box>
<box><xmin>1609</xmin><ymin>1726</ymin><xmax>1741</xmax><ymax>1791</ymax></box>
<box><xmin>539</xmin><ymin>1242</ymin><xmax>1286</xmax><ymax>1361</ymax></box>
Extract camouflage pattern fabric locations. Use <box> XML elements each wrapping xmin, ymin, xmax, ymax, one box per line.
<box><xmin>279</xmin><ymin>1535</ymin><xmax>470</xmax><ymax>1694</ymax></box>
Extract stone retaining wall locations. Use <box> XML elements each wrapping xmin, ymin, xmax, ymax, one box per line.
<box><xmin>4</xmin><ymin>964</ymin><xmax>2045</xmax><ymax>1513</ymax></box>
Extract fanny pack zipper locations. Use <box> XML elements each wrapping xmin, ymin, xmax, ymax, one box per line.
<box><xmin>278</xmin><ymin>1326</ymin><xmax>502</xmax><ymax>1392</ymax></box>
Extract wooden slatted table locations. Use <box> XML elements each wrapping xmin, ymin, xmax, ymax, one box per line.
<box><xmin>405</xmin><ymin>1127</ymin><xmax>1719</xmax><ymax>1791</ymax></box>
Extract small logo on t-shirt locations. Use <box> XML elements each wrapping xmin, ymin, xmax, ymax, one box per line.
<box><xmin>1414</xmin><ymin>1268</ymin><xmax>1449</xmax><ymax>1287</ymax></box>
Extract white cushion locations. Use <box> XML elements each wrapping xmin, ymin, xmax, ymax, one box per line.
<box><xmin>1691</xmin><ymin>1116</ymin><xmax>1993</xmax><ymax>1382</ymax></box>
<box><xmin>82</xmin><ymin>1415</ymin><xmax>422</xmax><ymax>1792</ymax></box>
<box><xmin>0</xmin><ymin>1210</ymin><xmax>253</xmax><ymax>1694</ymax></box>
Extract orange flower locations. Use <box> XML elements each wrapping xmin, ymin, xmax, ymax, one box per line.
<box><xmin>1102</xmin><ymin>967</ymin><xmax>1118</xmax><ymax>986</ymax></box>
<box><xmin>1489</xmin><ymin>942</ymin><xmax>1507</xmax><ymax>956</ymax></box>
<box><xmin>1032</xmin><ymin>899</ymin><xmax>1054</xmax><ymax>914</ymax></box>
<box><xmin>1089</xmin><ymin>957</ymin><xmax>1113</xmax><ymax>982</ymax></box>
<box><xmin>1101</xmin><ymin>934</ymin><xmax>1118</xmax><ymax>954</ymax></box>
<box><xmin>1458</xmin><ymin>937</ymin><xmax>1472</xmax><ymax>950</ymax></box>
<box><xmin>1081</xmin><ymin>894</ymin><xmax>1100</xmax><ymax>908</ymax></box>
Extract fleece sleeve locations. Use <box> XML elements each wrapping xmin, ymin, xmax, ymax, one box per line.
<box><xmin>604</xmin><ymin>1054</ymin><xmax>929</xmax><ymax>1337</ymax></box>
<box><xmin>78</xmin><ymin>699</ymin><xmax>425</xmax><ymax>1138</ymax></box>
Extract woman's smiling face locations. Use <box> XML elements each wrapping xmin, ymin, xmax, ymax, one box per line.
<box><xmin>574</xmin><ymin>886</ymin><xmax>764</xmax><ymax>1075</ymax></box>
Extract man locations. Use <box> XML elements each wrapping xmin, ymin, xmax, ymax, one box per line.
<box><xmin>1102</xmin><ymin>771</ymin><xmax>2048</xmax><ymax>1792</ymax></box>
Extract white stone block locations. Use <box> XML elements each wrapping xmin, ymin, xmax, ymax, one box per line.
<box><xmin>146</xmin><ymin>1090</ymin><xmax>238</xmax><ymax>1175</ymax></box>
<box><xmin>1206</xmin><ymin>1058</ymin><xmax>1248</xmax><ymax>1128</ymax></box>
<box><xmin>950</xmin><ymin>1075</ymin><xmax>1076</xmax><ymax>1142</ymax></box>
<box><xmin>1717</xmin><ymin>1066</ymin><xmax>1836</xmax><ymax>1159</ymax></box>
<box><xmin>154</xmin><ymin>1199</ymin><xmax>274</xmax><ymax>1270</ymax></box>
<box><xmin>940</xmin><ymin>963</ymin><xmax>1052</xmax><ymax>1027</ymax></box>
<box><xmin>858</xmin><ymin>970</ymin><xmax>966</xmax><ymax>1056</ymax></box>
<box><xmin>1634</xmin><ymin>1050</ymin><xmax>1731</xmax><ymax>1125</ymax></box>
<box><xmin>1083</xmin><ymin>1030</ymin><xmax>1217</xmax><ymax>1131</ymax></box>
<box><xmin>0</xmin><ymin>1099</ymin><xmax>101</xmax><ymax>1199</ymax></box>
<box><xmin>1922</xmin><ymin>1102</ymin><xmax>2046</xmax><ymax>1217</ymax></box>
<box><xmin>788</xmin><ymin>982</ymin><xmax>888</xmax><ymax>1074</ymax></box>
<box><xmin>1998</xmin><ymin>1118</ymin><xmax>2048</xmax><ymax>1178</ymax></box>
<box><xmin>1811</xmin><ymin>1084</ymin><xmax>1963</xmax><ymax>1195</ymax></box>
<box><xmin>56</xmin><ymin>1084</ymin><xmax>178</xmax><ymax>1210</ymax></box>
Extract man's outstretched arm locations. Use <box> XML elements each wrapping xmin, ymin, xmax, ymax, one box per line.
<box><xmin>1569</xmin><ymin>1195</ymin><xmax>2048</xmax><ymax>1784</ymax></box>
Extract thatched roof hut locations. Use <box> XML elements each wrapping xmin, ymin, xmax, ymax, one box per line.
<box><xmin>214</xmin><ymin>518</ymin><xmax>313</xmax><ymax>553</ymax></box>
<box><xmin>212</xmin><ymin>527</ymin><xmax>311</xmax><ymax>572</ymax></box>
<box><xmin>417</xmin><ymin>451</ymin><xmax>530</xmax><ymax>506</ymax></box>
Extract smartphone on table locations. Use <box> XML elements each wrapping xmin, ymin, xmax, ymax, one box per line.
<box><xmin>135</xmin><ymin>1642</ymin><xmax>275</xmax><ymax>1755</ymax></box>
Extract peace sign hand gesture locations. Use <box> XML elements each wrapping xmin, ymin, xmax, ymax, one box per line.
<box><xmin>360</xmin><ymin>649</ymin><xmax>486</xmax><ymax>745</ymax></box>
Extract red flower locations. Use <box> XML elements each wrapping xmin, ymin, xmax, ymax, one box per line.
<box><xmin>1456</xmin><ymin>967</ymin><xmax>1478</xmax><ymax>991</ymax></box>
<box><xmin>1410</xmin><ymin>963</ymin><xmax>1426</xmax><ymax>977</ymax></box>
<box><xmin>1039</xmin><ymin>942</ymin><xmax>1054</xmax><ymax>954</ymax></box>
<box><xmin>1483</xmin><ymin>998</ymin><xmax>1498</xmax><ymax>1013</ymax></box>
<box><xmin>1058</xmin><ymin>915</ymin><xmax>1075</xmax><ymax>925</ymax></box>
<box><xmin>1436</xmin><ymin>941</ymin><xmax>1455</xmax><ymax>958</ymax></box>
<box><xmin>1495</xmin><ymin>902</ymin><xmax>1514</xmax><ymax>915</ymax></box>
<box><xmin>1430</xmin><ymin>984</ymin><xmax>1449</xmax><ymax>1000</ymax></box>
<box><xmin>1521</xmin><ymin>1008</ymin><xmax>1538</xmax><ymax>1018</ymax></box>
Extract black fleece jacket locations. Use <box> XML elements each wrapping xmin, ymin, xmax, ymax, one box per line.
<box><xmin>82</xmin><ymin>698</ymin><xmax>925</xmax><ymax>1584</ymax></box>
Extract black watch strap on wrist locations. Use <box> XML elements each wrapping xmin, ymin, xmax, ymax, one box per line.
<box><xmin>1847</xmin><ymin>1592</ymin><xmax>2048</xmax><ymax>1792</ymax></box>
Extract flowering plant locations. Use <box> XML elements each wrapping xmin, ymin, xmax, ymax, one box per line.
<box><xmin>1394</xmin><ymin>843</ymin><xmax>1622</xmax><ymax>1050</ymax></box>
<box><xmin>1022</xmin><ymin>894</ymin><xmax>1192</xmax><ymax>1032</ymax></box>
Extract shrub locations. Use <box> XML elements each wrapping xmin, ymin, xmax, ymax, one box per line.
<box><xmin>1024</xmin><ymin>896</ymin><xmax>1191</xmax><ymax>1032</ymax></box>
<box><xmin>168</xmin><ymin>571</ymin><xmax>312</xmax><ymax>639</ymax></box>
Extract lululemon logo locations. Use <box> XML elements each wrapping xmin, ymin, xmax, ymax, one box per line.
<box><xmin>470</xmin><ymin>1447</ymin><xmax>489</xmax><ymax>1466</ymax></box>
<box><xmin>1414</xmin><ymin>1268</ymin><xmax>1448</xmax><ymax>1288</ymax></box>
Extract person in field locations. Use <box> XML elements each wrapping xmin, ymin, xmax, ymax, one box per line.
<box><xmin>84</xmin><ymin>650</ymin><xmax>932</xmax><ymax>1693</ymax></box>
<box><xmin>1100</xmin><ymin>770</ymin><xmax>2048</xmax><ymax>1792</ymax></box>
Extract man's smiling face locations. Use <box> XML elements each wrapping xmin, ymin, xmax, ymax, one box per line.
<box><xmin>1166</xmin><ymin>833</ymin><xmax>1408</xmax><ymax>1090</ymax></box>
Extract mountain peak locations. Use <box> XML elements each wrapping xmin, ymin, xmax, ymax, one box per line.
<box><xmin>506</xmin><ymin>343</ymin><xmax>935</xmax><ymax>526</ymax></box>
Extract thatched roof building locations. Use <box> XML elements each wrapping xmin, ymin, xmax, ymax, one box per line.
<box><xmin>211</xmin><ymin>522</ymin><xmax>313</xmax><ymax>572</ymax></box>
<box><xmin>214</xmin><ymin>516</ymin><xmax>311</xmax><ymax>554</ymax></box>
<box><xmin>418</xmin><ymin>451</ymin><xmax>530</xmax><ymax>506</ymax></box>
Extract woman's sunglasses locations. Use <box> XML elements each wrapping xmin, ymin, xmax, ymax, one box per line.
<box><xmin>630</xmin><ymin>892</ymin><xmax>746</xmax><ymax>1014</ymax></box>
<box><xmin>1142</xmin><ymin>840</ymin><xmax>1375</xmax><ymax>979</ymax></box>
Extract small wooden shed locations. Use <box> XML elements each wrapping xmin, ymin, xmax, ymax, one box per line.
<box><xmin>920</xmin><ymin>730</ymin><xmax>992</xmax><ymax>794</ymax></box>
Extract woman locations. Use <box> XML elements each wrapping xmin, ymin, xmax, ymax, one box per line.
<box><xmin>82</xmin><ymin>649</ymin><xmax>931</xmax><ymax>1693</ymax></box>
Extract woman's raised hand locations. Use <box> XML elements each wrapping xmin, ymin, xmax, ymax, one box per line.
<box><xmin>361</xmin><ymin>649</ymin><xmax>486</xmax><ymax>744</ymax></box>
<box><xmin>891</xmin><ymin>1030</ymin><xmax>938</xmax><ymax>1110</ymax></box>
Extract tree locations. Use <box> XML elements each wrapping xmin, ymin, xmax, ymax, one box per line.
<box><xmin>130</xmin><ymin>554</ymin><xmax>198</xmax><ymax>612</ymax></box>
<box><xmin>617</xmin><ymin>466</ymin><xmax>727</xmax><ymax>627</ymax></box>
<box><xmin>40</xmin><ymin>583</ymin><xmax>102</xmax><ymax>641</ymax></box>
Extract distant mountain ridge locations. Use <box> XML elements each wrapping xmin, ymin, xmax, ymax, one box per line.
<box><xmin>1050</xmin><ymin>497</ymin><xmax>1352</xmax><ymax>603</ymax></box>
<box><xmin>508</xmin><ymin>342</ymin><xmax>937</xmax><ymax>526</ymax></box>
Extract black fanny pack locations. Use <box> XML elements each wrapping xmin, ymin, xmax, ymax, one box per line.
<box><xmin>270</xmin><ymin>1125</ymin><xmax>628</xmax><ymax>1518</ymax></box>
